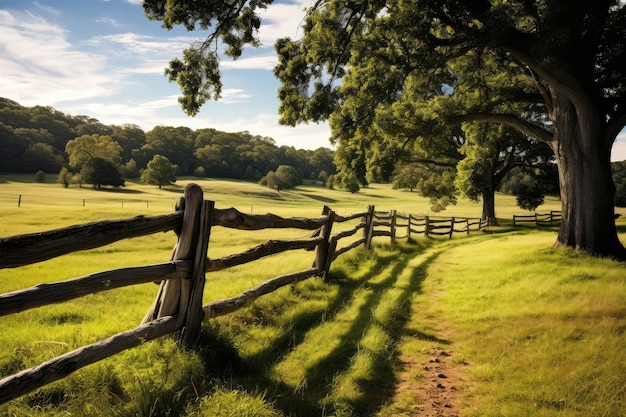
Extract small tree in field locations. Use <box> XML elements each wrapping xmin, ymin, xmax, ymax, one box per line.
<box><xmin>57</xmin><ymin>167</ymin><xmax>71</xmax><ymax>188</ymax></box>
<box><xmin>34</xmin><ymin>170</ymin><xmax>46</xmax><ymax>183</ymax></box>
<box><xmin>317</xmin><ymin>170</ymin><xmax>329</xmax><ymax>186</ymax></box>
<box><xmin>81</xmin><ymin>158</ymin><xmax>125</xmax><ymax>189</ymax></box>
<box><xmin>141</xmin><ymin>154</ymin><xmax>176</xmax><ymax>188</ymax></box>
<box><xmin>259</xmin><ymin>165</ymin><xmax>300</xmax><ymax>192</ymax></box>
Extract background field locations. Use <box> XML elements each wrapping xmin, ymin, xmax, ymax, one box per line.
<box><xmin>1</xmin><ymin>175</ymin><xmax>624</xmax><ymax>417</ymax></box>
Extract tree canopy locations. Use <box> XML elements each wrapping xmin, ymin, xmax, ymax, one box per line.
<box><xmin>0</xmin><ymin>98</ymin><xmax>336</xmax><ymax>183</ymax></box>
<box><xmin>150</xmin><ymin>0</ymin><xmax>626</xmax><ymax>258</ymax></box>
<box><xmin>141</xmin><ymin>154</ymin><xmax>177</xmax><ymax>188</ymax></box>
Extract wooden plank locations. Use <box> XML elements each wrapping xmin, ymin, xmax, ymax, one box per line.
<box><xmin>203</xmin><ymin>267</ymin><xmax>319</xmax><ymax>318</ymax></box>
<box><xmin>331</xmin><ymin>223</ymin><xmax>364</xmax><ymax>240</ymax></box>
<box><xmin>181</xmin><ymin>200</ymin><xmax>214</xmax><ymax>347</ymax></box>
<box><xmin>0</xmin><ymin>316</ymin><xmax>179</xmax><ymax>405</ymax></box>
<box><xmin>0</xmin><ymin>261</ymin><xmax>191</xmax><ymax>317</ymax></box>
<box><xmin>333</xmin><ymin>238</ymin><xmax>366</xmax><ymax>259</ymax></box>
<box><xmin>205</xmin><ymin>237</ymin><xmax>321</xmax><ymax>272</ymax></box>
<box><xmin>0</xmin><ymin>212</ymin><xmax>183</xmax><ymax>269</ymax></box>
<box><xmin>213</xmin><ymin>208</ymin><xmax>326</xmax><ymax>230</ymax></box>
<box><xmin>143</xmin><ymin>184</ymin><xmax>204</xmax><ymax>325</ymax></box>
<box><xmin>335</xmin><ymin>211</ymin><xmax>368</xmax><ymax>222</ymax></box>
<box><xmin>314</xmin><ymin>210</ymin><xmax>335</xmax><ymax>278</ymax></box>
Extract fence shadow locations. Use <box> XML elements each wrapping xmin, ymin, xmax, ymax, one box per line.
<box><xmin>0</xmin><ymin>183</ymin><xmax>486</xmax><ymax>408</ymax></box>
<box><xmin>213</xmin><ymin>243</ymin><xmax>445</xmax><ymax>416</ymax></box>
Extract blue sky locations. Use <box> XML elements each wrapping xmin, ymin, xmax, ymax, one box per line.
<box><xmin>2</xmin><ymin>1</ymin><xmax>626</xmax><ymax>160</ymax></box>
<box><xmin>0</xmin><ymin>0</ymin><xmax>333</xmax><ymax>150</ymax></box>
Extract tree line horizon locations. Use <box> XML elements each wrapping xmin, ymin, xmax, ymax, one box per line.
<box><xmin>1</xmin><ymin>96</ymin><xmax>560</xmax><ymax>204</ymax></box>
<box><xmin>0</xmin><ymin>97</ymin><xmax>337</xmax><ymax>187</ymax></box>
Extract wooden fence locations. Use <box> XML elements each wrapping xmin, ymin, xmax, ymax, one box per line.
<box><xmin>0</xmin><ymin>184</ymin><xmax>486</xmax><ymax>404</ymax></box>
<box><xmin>512</xmin><ymin>210</ymin><xmax>562</xmax><ymax>226</ymax></box>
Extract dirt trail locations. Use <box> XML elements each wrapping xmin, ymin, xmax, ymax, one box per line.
<box><xmin>387</xmin><ymin>249</ymin><xmax>471</xmax><ymax>416</ymax></box>
<box><xmin>391</xmin><ymin>330</ymin><xmax>469</xmax><ymax>416</ymax></box>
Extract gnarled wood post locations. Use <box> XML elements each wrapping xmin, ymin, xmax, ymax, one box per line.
<box><xmin>181</xmin><ymin>199</ymin><xmax>213</xmax><ymax>347</ymax></box>
<box><xmin>143</xmin><ymin>184</ymin><xmax>205</xmax><ymax>330</ymax></box>
<box><xmin>314</xmin><ymin>206</ymin><xmax>335</xmax><ymax>279</ymax></box>
<box><xmin>364</xmin><ymin>205</ymin><xmax>375</xmax><ymax>250</ymax></box>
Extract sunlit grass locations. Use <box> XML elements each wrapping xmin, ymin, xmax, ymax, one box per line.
<box><xmin>2</xmin><ymin>175</ymin><xmax>624</xmax><ymax>416</ymax></box>
<box><xmin>425</xmin><ymin>231</ymin><xmax>626</xmax><ymax>416</ymax></box>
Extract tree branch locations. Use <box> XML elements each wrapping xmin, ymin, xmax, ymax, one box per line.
<box><xmin>405</xmin><ymin>158</ymin><xmax>457</xmax><ymax>168</ymax></box>
<box><xmin>458</xmin><ymin>113</ymin><xmax>553</xmax><ymax>143</ymax></box>
<box><xmin>503</xmin><ymin>44</ymin><xmax>590</xmax><ymax>112</ymax></box>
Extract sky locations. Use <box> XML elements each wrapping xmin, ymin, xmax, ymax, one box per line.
<box><xmin>1</xmin><ymin>0</ymin><xmax>626</xmax><ymax>160</ymax></box>
<box><xmin>0</xmin><ymin>0</ymin><xmax>333</xmax><ymax>150</ymax></box>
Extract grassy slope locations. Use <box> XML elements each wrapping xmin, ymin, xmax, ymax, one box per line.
<box><xmin>1</xmin><ymin>175</ymin><xmax>623</xmax><ymax>416</ymax></box>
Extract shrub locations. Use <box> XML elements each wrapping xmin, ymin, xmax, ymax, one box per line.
<box><xmin>34</xmin><ymin>170</ymin><xmax>46</xmax><ymax>183</ymax></box>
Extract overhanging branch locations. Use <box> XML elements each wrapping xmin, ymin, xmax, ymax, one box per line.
<box><xmin>459</xmin><ymin>113</ymin><xmax>553</xmax><ymax>143</ymax></box>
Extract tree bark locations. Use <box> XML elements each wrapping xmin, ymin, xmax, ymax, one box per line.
<box><xmin>481</xmin><ymin>188</ymin><xmax>497</xmax><ymax>225</ymax></box>
<box><xmin>551</xmin><ymin>93</ymin><xmax>626</xmax><ymax>259</ymax></box>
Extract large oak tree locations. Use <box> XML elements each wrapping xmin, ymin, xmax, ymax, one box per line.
<box><xmin>145</xmin><ymin>0</ymin><xmax>626</xmax><ymax>259</ymax></box>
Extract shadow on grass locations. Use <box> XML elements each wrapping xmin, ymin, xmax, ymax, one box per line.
<box><xmin>297</xmin><ymin>192</ymin><xmax>338</xmax><ymax>204</ymax></box>
<box><xmin>198</xmin><ymin>242</ymin><xmax>446</xmax><ymax>416</ymax></box>
<box><xmin>91</xmin><ymin>187</ymin><xmax>144</xmax><ymax>194</ymax></box>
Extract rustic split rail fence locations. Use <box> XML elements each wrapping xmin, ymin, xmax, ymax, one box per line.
<box><xmin>512</xmin><ymin>210</ymin><xmax>562</xmax><ymax>226</ymax></box>
<box><xmin>0</xmin><ymin>183</ymin><xmax>487</xmax><ymax>404</ymax></box>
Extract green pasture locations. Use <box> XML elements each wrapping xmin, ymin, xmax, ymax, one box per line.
<box><xmin>0</xmin><ymin>175</ymin><xmax>624</xmax><ymax>416</ymax></box>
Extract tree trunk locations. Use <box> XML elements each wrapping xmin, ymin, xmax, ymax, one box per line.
<box><xmin>551</xmin><ymin>93</ymin><xmax>626</xmax><ymax>259</ymax></box>
<box><xmin>481</xmin><ymin>188</ymin><xmax>497</xmax><ymax>225</ymax></box>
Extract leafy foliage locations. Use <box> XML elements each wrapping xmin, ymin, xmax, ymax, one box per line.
<box><xmin>141</xmin><ymin>154</ymin><xmax>177</xmax><ymax>188</ymax></box>
<box><xmin>259</xmin><ymin>164</ymin><xmax>300</xmax><ymax>191</ymax></box>
<box><xmin>0</xmin><ymin>98</ymin><xmax>336</xmax><ymax>182</ymax></box>
<box><xmin>612</xmin><ymin>161</ymin><xmax>626</xmax><ymax>207</ymax></box>
<box><xmin>81</xmin><ymin>158</ymin><xmax>125</xmax><ymax>189</ymax></box>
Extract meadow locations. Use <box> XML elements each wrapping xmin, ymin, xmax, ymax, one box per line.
<box><xmin>0</xmin><ymin>174</ymin><xmax>624</xmax><ymax>416</ymax></box>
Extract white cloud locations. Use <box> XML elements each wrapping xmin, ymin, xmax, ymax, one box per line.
<box><xmin>257</xmin><ymin>1</ymin><xmax>313</xmax><ymax>45</ymax></box>
<box><xmin>222</xmin><ymin>54</ymin><xmax>278</xmax><ymax>71</ymax></box>
<box><xmin>33</xmin><ymin>2</ymin><xmax>60</xmax><ymax>16</ymax></box>
<box><xmin>0</xmin><ymin>10</ymin><xmax>114</xmax><ymax>104</ymax></box>
<box><xmin>96</xmin><ymin>17</ymin><xmax>121</xmax><ymax>27</ymax></box>
<box><xmin>220</xmin><ymin>89</ymin><xmax>252</xmax><ymax>103</ymax></box>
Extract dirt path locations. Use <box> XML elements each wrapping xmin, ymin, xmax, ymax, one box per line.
<box><xmin>390</xmin><ymin>328</ymin><xmax>469</xmax><ymax>416</ymax></box>
<box><xmin>385</xmin><ymin>250</ymin><xmax>471</xmax><ymax>416</ymax></box>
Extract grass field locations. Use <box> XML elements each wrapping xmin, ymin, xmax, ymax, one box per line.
<box><xmin>0</xmin><ymin>175</ymin><xmax>624</xmax><ymax>416</ymax></box>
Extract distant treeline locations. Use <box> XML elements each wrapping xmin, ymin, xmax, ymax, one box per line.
<box><xmin>0</xmin><ymin>97</ymin><xmax>336</xmax><ymax>181</ymax></box>
<box><xmin>612</xmin><ymin>160</ymin><xmax>626</xmax><ymax>207</ymax></box>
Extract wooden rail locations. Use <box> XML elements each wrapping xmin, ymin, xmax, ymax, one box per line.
<box><xmin>512</xmin><ymin>210</ymin><xmax>562</xmax><ymax>226</ymax></box>
<box><xmin>0</xmin><ymin>185</ymin><xmax>485</xmax><ymax>404</ymax></box>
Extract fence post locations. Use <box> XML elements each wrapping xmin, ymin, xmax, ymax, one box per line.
<box><xmin>425</xmin><ymin>216</ymin><xmax>430</xmax><ymax>237</ymax></box>
<box><xmin>449</xmin><ymin>217</ymin><xmax>455</xmax><ymax>239</ymax></box>
<box><xmin>390</xmin><ymin>210</ymin><xmax>397</xmax><ymax>244</ymax></box>
<box><xmin>315</xmin><ymin>209</ymin><xmax>335</xmax><ymax>279</ymax></box>
<box><xmin>407</xmin><ymin>214</ymin><xmax>412</xmax><ymax>240</ymax></box>
<box><xmin>143</xmin><ymin>184</ymin><xmax>204</xmax><ymax>328</ymax></box>
<box><xmin>466</xmin><ymin>218</ymin><xmax>470</xmax><ymax>234</ymax></box>
<box><xmin>512</xmin><ymin>215</ymin><xmax>516</xmax><ymax>226</ymax></box>
<box><xmin>364</xmin><ymin>205</ymin><xmax>375</xmax><ymax>250</ymax></box>
<box><xmin>181</xmin><ymin>199</ymin><xmax>213</xmax><ymax>348</ymax></box>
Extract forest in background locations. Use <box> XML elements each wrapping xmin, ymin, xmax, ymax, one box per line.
<box><xmin>4</xmin><ymin>96</ymin><xmax>626</xmax><ymax>208</ymax></box>
<box><xmin>0</xmin><ymin>97</ymin><xmax>336</xmax><ymax>183</ymax></box>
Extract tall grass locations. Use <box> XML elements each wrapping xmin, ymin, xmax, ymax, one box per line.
<box><xmin>424</xmin><ymin>232</ymin><xmax>626</xmax><ymax>416</ymax></box>
<box><xmin>1</xmin><ymin>175</ymin><xmax>623</xmax><ymax>416</ymax></box>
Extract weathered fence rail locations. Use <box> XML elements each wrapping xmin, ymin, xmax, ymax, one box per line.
<box><xmin>512</xmin><ymin>210</ymin><xmax>562</xmax><ymax>226</ymax></box>
<box><xmin>0</xmin><ymin>184</ymin><xmax>485</xmax><ymax>404</ymax></box>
